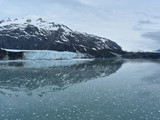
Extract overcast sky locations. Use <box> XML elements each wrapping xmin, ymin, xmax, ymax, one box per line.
<box><xmin>0</xmin><ymin>0</ymin><xmax>160</xmax><ymax>51</ymax></box>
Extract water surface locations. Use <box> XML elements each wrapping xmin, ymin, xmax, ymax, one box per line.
<box><xmin>0</xmin><ymin>59</ymin><xmax>160</xmax><ymax>120</ymax></box>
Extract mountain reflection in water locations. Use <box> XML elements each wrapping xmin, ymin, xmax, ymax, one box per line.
<box><xmin>0</xmin><ymin>59</ymin><xmax>123</xmax><ymax>96</ymax></box>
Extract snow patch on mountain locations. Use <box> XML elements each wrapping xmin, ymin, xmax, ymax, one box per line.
<box><xmin>0</xmin><ymin>18</ymin><xmax>72</xmax><ymax>33</ymax></box>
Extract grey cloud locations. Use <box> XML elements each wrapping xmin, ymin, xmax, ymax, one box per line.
<box><xmin>142</xmin><ymin>31</ymin><xmax>160</xmax><ymax>42</ymax></box>
<box><xmin>133</xmin><ymin>26</ymin><xmax>145</xmax><ymax>31</ymax></box>
<box><xmin>139</xmin><ymin>20</ymin><xmax>152</xmax><ymax>24</ymax></box>
<box><xmin>133</xmin><ymin>20</ymin><xmax>153</xmax><ymax>31</ymax></box>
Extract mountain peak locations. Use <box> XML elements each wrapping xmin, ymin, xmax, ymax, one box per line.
<box><xmin>36</xmin><ymin>18</ymin><xmax>45</xmax><ymax>23</ymax></box>
<box><xmin>0</xmin><ymin>17</ymin><xmax>122</xmax><ymax>58</ymax></box>
<box><xmin>0</xmin><ymin>18</ymin><xmax>72</xmax><ymax>33</ymax></box>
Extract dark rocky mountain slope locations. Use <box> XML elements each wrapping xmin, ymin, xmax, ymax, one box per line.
<box><xmin>0</xmin><ymin>18</ymin><xmax>123</xmax><ymax>58</ymax></box>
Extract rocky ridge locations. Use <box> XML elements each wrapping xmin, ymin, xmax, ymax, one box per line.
<box><xmin>0</xmin><ymin>18</ymin><xmax>122</xmax><ymax>58</ymax></box>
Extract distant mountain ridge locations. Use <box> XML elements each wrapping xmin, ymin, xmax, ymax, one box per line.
<box><xmin>155</xmin><ymin>49</ymin><xmax>160</xmax><ymax>52</ymax></box>
<box><xmin>0</xmin><ymin>18</ymin><xmax>122</xmax><ymax>58</ymax></box>
<box><xmin>1</xmin><ymin>18</ymin><xmax>160</xmax><ymax>60</ymax></box>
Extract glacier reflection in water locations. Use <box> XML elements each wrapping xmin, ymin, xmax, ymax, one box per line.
<box><xmin>0</xmin><ymin>59</ymin><xmax>122</xmax><ymax>94</ymax></box>
<box><xmin>0</xmin><ymin>59</ymin><xmax>160</xmax><ymax>120</ymax></box>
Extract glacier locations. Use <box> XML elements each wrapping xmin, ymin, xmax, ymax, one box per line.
<box><xmin>2</xmin><ymin>48</ymin><xmax>86</xmax><ymax>60</ymax></box>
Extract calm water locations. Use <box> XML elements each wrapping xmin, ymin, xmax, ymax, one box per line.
<box><xmin>0</xmin><ymin>59</ymin><xmax>160</xmax><ymax>120</ymax></box>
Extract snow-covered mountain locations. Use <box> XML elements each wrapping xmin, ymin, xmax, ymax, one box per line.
<box><xmin>0</xmin><ymin>18</ymin><xmax>122</xmax><ymax>58</ymax></box>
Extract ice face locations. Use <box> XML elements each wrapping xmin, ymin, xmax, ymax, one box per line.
<box><xmin>2</xmin><ymin>49</ymin><xmax>86</xmax><ymax>60</ymax></box>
